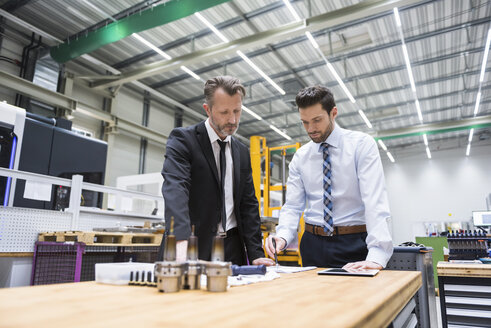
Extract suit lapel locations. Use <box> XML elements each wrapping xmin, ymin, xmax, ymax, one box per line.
<box><xmin>195</xmin><ymin>122</ymin><xmax>220</xmax><ymax>186</ymax></box>
<box><xmin>231</xmin><ymin>137</ymin><xmax>240</xmax><ymax>201</ymax></box>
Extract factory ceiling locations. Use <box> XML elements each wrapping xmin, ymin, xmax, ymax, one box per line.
<box><xmin>1</xmin><ymin>0</ymin><xmax>490</xmax><ymax>160</ymax></box>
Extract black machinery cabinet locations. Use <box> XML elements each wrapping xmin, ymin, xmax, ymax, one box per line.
<box><xmin>437</xmin><ymin>262</ymin><xmax>491</xmax><ymax>328</ymax></box>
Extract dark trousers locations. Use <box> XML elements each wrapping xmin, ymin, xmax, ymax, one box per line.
<box><xmin>300</xmin><ymin>231</ymin><xmax>368</xmax><ymax>268</ymax></box>
<box><xmin>224</xmin><ymin>228</ymin><xmax>246</xmax><ymax>265</ymax></box>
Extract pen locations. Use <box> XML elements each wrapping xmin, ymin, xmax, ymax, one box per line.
<box><xmin>272</xmin><ymin>238</ymin><xmax>278</xmax><ymax>267</ymax></box>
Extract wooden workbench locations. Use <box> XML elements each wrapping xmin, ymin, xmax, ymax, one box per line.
<box><xmin>437</xmin><ymin>261</ymin><xmax>491</xmax><ymax>278</ymax></box>
<box><xmin>0</xmin><ymin>269</ymin><xmax>421</xmax><ymax>328</ymax></box>
<box><xmin>437</xmin><ymin>262</ymin><xmax>491</xmax><ymax>327</ymax></box>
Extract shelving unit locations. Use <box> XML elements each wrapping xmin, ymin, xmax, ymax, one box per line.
<box><xmin>437</xmin><ymin>262</ymin><xmax>491</xmax><ymax>327</ymax></box>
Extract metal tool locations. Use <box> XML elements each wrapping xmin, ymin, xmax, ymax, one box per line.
<box><xmin>231</xmin><ymin>265</ymin><xmax>266</xmax><ymax>276</ymax></box>
<box><xmin>203</xmin><ymin>233</ymin><xmax>232</xmax><ymax>292</ymax></box>
<box><xmin>163</xmin><ymin>217</ymin><xmax>176</xmax><ymax>261</ymax></box>
<box><xmin>155</xmin><ymin>217</ymin><xmax>184</xmax><ymax>293</ymax></box>
<box><xmin>182</xmin><ymin>225</ymin><xmax>202</xmax><ymax>290</ymax></box>
<box><xmin>211</xmin><ymin>234</ymin><xmax>225</xmax><ymax>262</ymax></box>
<box><xmin>203</xmin><ymin>261</ymin><xmax>232</xmax><ymax>292</ymax></box>
<box><xmin>155</xmin><ymin>261</ymin><xmax>185</xmax><ymax>293</ymax></box>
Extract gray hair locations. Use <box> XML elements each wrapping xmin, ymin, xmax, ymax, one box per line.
<box><xmin>204</xmin><ymin>76</ymin><xmax>246</xmax><ymax>109</ymax></box>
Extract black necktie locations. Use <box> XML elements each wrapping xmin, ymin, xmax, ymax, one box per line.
<box><xmin>217</xmin><ymin>140</ymin><xmax>227</xmax><ymax>233</ymax></box>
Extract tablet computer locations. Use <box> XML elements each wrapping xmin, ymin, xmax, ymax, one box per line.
<box><xmin>317</xmin><ymin>268</ymin><xmax>379</xmax><ymax>277</ymax></box>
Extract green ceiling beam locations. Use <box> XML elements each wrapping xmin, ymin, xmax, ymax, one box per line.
<box><xmin>372</xmin><ymin>115</ymin><xmax>491</xmax><ymax>141</ymax></box>
<box><xmin>50</xmin><ymin>0</ymin><xmax>231</xmax><ymax>63</ymax></box>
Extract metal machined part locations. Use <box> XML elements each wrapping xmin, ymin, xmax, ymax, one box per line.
<box><xmin>155</xmin><ymin>261</ymin><xmax>185</xmax><ymax>293</ymax></box>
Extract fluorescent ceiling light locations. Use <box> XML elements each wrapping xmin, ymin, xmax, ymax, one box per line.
<box><xmin>242</xmin><ymin>105</ymin><xmax>262</xmax><ymax>121</ymax></box>
<box><xmin>305</xmin><ymin>29</ymin><xmax>356</xmax><ymax>105</ymax></box>
<box><xmin>415</xmin><ymin>100</ymin><xmax>423</xmax><ymax>122</ymax></box>
<box><xmin>425</xmin><ymin>146</ymin><xmax>432</xmax><ymax>159</ymax></box>
<box><xmin>67</xmin><ymin>6</ymin><xmax>92</xmax><ymax>23</ymax></box>
<box><xmin>402</xmin><ymin>44</ymin><xmax>416</xmax><ymax>93</ymax></box>
<box><xmin>479</xmin><ymin>28</ymin><xmax>491</xmax><ymax>83</ymax></box>
<box><xmin>474</xmin><ymin>91</ymin><xmax>481</xmax><ymax>116</ymax></box>
<box><xmin>387</xmin><ymin>152</ymin><xmax>395</xmax><ymax>163</ymax></box>
<box><xmin>132</xmin><ymin>34</ymin><xmax>172</xmax><ymax>60</ymax></box>
<box><xmin>466</xmin><ymin>143</ymin><xmax>471</xmax><ymax>156</ymax></box>
<box><xmin>305</xmin><ymin>32</ymin><xmax>319</xmax><ymax>49</ymax></box>
<box><xmin>270</xmin><ymin>124</ymin><xmax>291</xmax><ymax>140</ymax></box>
<box><xmin>282</xmin><ymin>0</ymin><xmax>301</xmax><ymax>22</ymax></box>
<box><xmin>393</xmin><ymin>8</ymin><xmax>402</xmax><ymax>27</ymax></box>
<box><xmin>194</xmin><ymin>12</ymin><xmax>229</xmax><ymax>43</ymax></box>
<box><xmin>325</xmin><ymin>60</ymin><xmax>356</xmax><ymax>103</ymax></box>
<box><xmin>180</xmin><ymin>66</ymin><xmax>201</xmax><ymax>80</ymax></box>
<box><xmin>377</xmin><ymin>139</ymin><xmax>387</xmax><ymax>151</ymax></box>
<box><xmin>423</xmin><ymin>133</ymin><xmax>428</xmax><ymax>146</ymax></box>
<box><xmin>237</xmin><ymin>50</ymin><xmax>286</xmax><ymax>95</ymax></box>
<box><xmin>358</xmin><ymin>109</ymin><xmax>372</xmax><ymax>129</ymax></box>
<box><xmin>468</xmin><ymin>128</ymin><xmax>474</xmax><ymax>142</ymax></box>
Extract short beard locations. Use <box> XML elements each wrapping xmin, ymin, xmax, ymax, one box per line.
<box><xmin>309</xmin><ymin>117</ymin><xmax>334</xmax><ymax>143</ymax></box>
<box><xmin>210</xmin><ymin>117</ymin><xmax>238</xmax><ymax>137</ymax></box>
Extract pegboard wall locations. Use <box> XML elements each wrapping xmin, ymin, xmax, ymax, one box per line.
<box><xmin>0</xmin><ymin>207</ymin><xmax>164</xmax><ymax>253</ymax></box>
<box><xmin>0</xmin><ymin>207</ymin><xmax>73</xmax><ymax>252</ymax></box>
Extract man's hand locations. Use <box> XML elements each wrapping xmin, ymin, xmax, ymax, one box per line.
<box><xmin>175</xmin><ymin>240</ymin><xmax>188</xmax><ymax>262</ymax></box>
<box><xmin>342</xmin><ymin>260</ymin><xmax>382</xmax><ymax>272</ymax></box>
<box><xmin>265</xmin><ymin>235</ymin><xmax>286</xmax><ymax>258</ymax></box>
<box><xmin>252</xmin><ymin>257</ymin><xmax>275</xmax><ymax>266</ymax></box>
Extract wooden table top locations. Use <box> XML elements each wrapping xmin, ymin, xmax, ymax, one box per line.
<box><xmin>0</xmin><ymin>269</ymin><xmax>421</xmax><ymax>328</ymax></box>
<box><xmin>437</xmin><ymin>261</ymin><xmax>491</xmax><ymax>278</ymax></box>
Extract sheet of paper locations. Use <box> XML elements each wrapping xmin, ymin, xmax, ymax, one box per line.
<box><xmin>23</xmin><ymin>180</ymin><xmax>52</xmax><ymax>201</ymax></box>
<box><xmin>199</xmin><ymin>270</ymin><xmax>281</xmax><ymax>287</ymax></box>
<box><xmin>267</xmin><ymin>265</ymin><xmax>317</xmax><ymax>273</ymax></box>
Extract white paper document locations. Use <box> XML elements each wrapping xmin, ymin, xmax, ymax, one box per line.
<box><xmin>23</xmin><ymin>180</ymin><xmax>52</xmax><ymax>201</ymax></box>
<box><xmin>267</xmin><ymin>265</ymin><xmax>317</xmax><ymax>273</ymax></box>
<box><xmin>200</xmin><ymin>270</ymin><xmax>281</xmax><ymax>287</ymax></box>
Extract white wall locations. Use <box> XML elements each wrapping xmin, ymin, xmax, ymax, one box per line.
<box><xmin>382</xmin><ymin>143</ymin><xmax>491</xmax><ymax>245</ymax></box>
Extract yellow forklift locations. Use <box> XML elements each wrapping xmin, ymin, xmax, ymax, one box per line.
<box><xmin>250</xmin><ymin>136</ymin><xmax>304</xmax><ymax>265</ymax></box>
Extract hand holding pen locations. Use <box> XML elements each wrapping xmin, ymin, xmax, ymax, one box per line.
<box><xmin>272</xmin><ymin>238</ymin><xmax>279</xmax><ymax>267</ymax></box>
<box><xmin>266</xmin><ymin>235</ymin><xmax>286</xmax><ymax>262</ymax></box>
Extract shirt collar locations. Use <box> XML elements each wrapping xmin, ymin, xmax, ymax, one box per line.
<box><xmin>205</xmin><ymin>118</ymin><xmax>231</xmax><ymax>144</ymax></box>
<box><xmin>317</xmin><ymin>123</ymin><xmax>341</xmax><ymax>152</ymax></box>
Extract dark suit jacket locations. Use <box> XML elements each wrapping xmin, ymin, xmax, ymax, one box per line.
<box><xmin>159</xmin><ymin>121</ymin><xmax>264</xmax><ymax>263</ymax></box>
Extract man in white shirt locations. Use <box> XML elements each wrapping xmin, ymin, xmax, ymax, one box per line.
<box><xmin>265</xmin><ymin>86</ymin><xmax>393</xmax><ymax>270</ymax></box>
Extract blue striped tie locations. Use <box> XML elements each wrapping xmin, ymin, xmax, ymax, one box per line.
<box><xmin>321</xmin><ymin>143</ymin><xmax>334</xmax><ymax>233</ymax></box>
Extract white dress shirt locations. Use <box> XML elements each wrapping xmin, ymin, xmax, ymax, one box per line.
<box><xmin>205</xmin><ymin>118</ymin><xmax>237</xmax><ymax>232</ymax></box>
<box><xmin>276</xmin><ymin>124</ymin><xmax>393</xmax><ymax>267</ymax></box>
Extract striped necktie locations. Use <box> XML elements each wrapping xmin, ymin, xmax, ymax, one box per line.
<box><xmin>321</xmin><ymin>142</ymin><xmax>334</xmax><ymax>233</ymax></box>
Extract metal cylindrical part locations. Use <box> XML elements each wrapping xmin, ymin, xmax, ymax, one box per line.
<box><xmin>164</xmin><ymin>235</ymin><xmax>176</xmax><ymax>261</ymax></box>
<box><xmin>187</xmin><ymin>235</ymin><xmax>198</xmax><ymax>261</ymax></box>
<box><xmin>204</xmin><ymin>261</ymin><xmax>231</xmax><ymax>292</ymax></box>
<box><xmin>155</xmin><ymin>261</ymin><xmax>184</xmax><ymax>293</ymax></box>
<box><xmin>211</xmin><ymin>236</ymin><xmax>225</xmax><ymax>262</ymax></box>
<box><xmin>182</xmin><ymin>261</ymin><xmax>202</xmax><ymax>290</ymax></box>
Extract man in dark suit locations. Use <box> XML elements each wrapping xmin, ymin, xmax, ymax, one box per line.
<box><xmin>159</xmin><ymin>76</ymin><xmax>273</xmax><ymax>266</ymax></box>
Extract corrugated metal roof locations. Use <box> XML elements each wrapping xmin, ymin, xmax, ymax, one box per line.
<box><xmin>2</xmin><ymin>0</ymin><xmax>490</xmax><ymax>157</ymax></box>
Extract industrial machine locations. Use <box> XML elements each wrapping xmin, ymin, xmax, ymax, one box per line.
<box><xmin>0</xmin><ymin>102</ymin><xmax>107</xmax><ymax>210</ymax></box>
<box><xmin>250</xmin><ymin>136</ymin><xmax>302</xmax><ymax>265</ymax></box>
<box><xmin>0</xmin><ymin>102</ymin><xmax>26</xmax><ymax>206</ymax></box>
